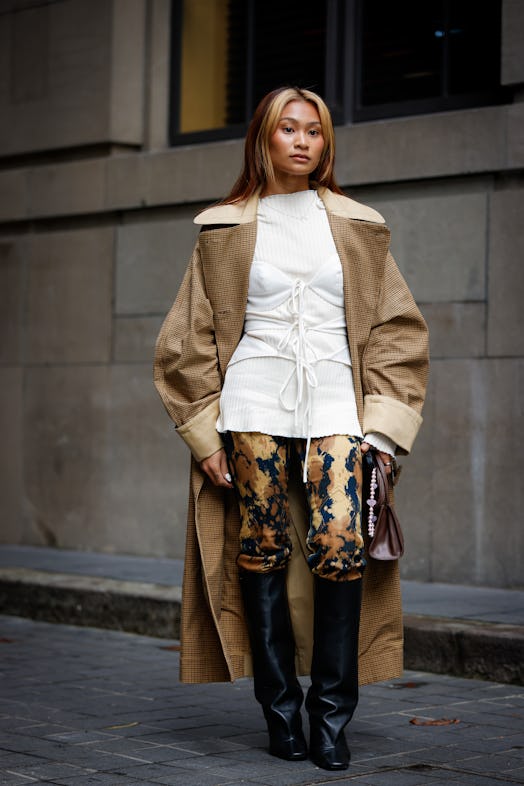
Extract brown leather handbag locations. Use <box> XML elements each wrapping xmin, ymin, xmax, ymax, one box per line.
<box><xmin>363</xmin><ymin>450</ymin><xmax>404</xmax><ymax>560</ymax></box>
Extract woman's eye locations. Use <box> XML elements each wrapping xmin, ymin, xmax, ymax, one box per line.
<box><xmin>282</xmin><ymin>126</ymin><xmax>294</xmax><ymax>133</ymax></box>
<box><xmin>309</xmin><ymin>129</ymin><xmax>321</xmax><ymax>136</ymax></box>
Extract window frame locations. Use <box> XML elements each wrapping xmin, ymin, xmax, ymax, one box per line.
<box><xmin>168</xmin><ymin>0</ymin><xmax>508</xmax><ymax>146</ymax></box>
<box><xmin>168</xmin><ymin>0</ymin><xmax>251</xmax><ymax>146</ymax></box>
<box><xmin>351</xmin><ymin>0</ymin><xmax>507</xmax><ymax>123</ymax></box>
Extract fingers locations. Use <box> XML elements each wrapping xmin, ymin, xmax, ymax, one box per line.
<box><xmin>218</xmin><ymin>451</ymin><xmax>233</xmax><ymax>487</ymax></box>
<box><xmin>377</xmin><ymin>450</ymin><xmax>393</xmax><ymax>474</ymax></box>
<box><xmin>200</xmin><ymin>449</ymin><xmax>233</xmax><ymax>488</ymax></box>
<box><xmin>203</xmin><ymin>462</ymin><xmax>230</xmax><ymax>487</ymax></box>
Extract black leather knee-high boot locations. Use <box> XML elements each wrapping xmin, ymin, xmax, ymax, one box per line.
<box><xmin>306</xmin><ymin>576</ymin><xmax>362</xmax><ymax>770</ymax></box>
<box><xmin>239</xmin><ymin>570</ymin><xmax>307</xmax><ymax>761</ymax></box>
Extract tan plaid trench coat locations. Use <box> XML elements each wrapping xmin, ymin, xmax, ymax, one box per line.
<box><xmin>154</xmin><ymin>188</ymin><xmax>429</xmax><ymax>684</ymax></box>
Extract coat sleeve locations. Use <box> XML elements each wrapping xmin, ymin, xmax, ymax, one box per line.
<box><xmin>361</xmin><ymin>251</ymin><xmax>429</xmax><ymax>454</ymax></box>
<box><xmin>153</xmin><ymin>243</ymin><xmax>224</xmax><ymax>461</ymax></box>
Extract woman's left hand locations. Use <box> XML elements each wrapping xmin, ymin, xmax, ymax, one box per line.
<box><xmin>361</xmin><ymin>442</ymin><xmax>393</xmax><ymax>476</ymax></box>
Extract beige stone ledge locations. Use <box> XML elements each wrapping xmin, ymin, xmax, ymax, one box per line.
<box><xmin>335</xmin><ymin>105</ymin><xmax>507</xmax><ymax>186</ymax></box>
<box><xmin>0</xmin><ymin>170</ymin><xmax>27</xmax><ymax>222</ymax></box>
<box><xmin>142</xmin><ymin>141</ymin><xmax>243</xmax><ymax>206</ymax></box>
<box><xmin>0</xmin><ymin>104</ymin><xmax>521</xmax><ymax>224</ymax></box>
<box><xmin>105</xmin><ymin>154</ymin><xmax>147</xmax><ymax>210</ymax></box>
<box><xmin>27</xmin><ymin>159</ymin><xmax>107</xmax><ymax>219</ymax></box>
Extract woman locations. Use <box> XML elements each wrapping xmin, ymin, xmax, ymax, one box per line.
<box><xmin>154</xmin><ymin>87</ymin><xmax>429</xmax><ymax>771</ymax></box>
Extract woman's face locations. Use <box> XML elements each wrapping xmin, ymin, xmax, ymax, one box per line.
<box><xmin>267</xmin><ymin>100</ymin><xmax>324</xmax><ymax>188</ymax></box>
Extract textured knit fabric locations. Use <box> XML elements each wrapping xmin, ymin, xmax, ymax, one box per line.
<box><xmin>217</xmin><ymin>190</ymin><xmax>394</xmax><ymax>463</ymax></box>
<box><xmin>218</xmin><ymin>190</ymin><xmax>362</xmax><ymax>465</ymax></box>
<box><xmin>153</xmin><ymin>188</ymin><xmax>430</xmax><ymax>684</ymax></box>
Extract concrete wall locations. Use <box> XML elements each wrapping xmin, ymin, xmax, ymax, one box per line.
<box><xmin>0</xmin><ymin>0</ymin><xmax>523</xmax><ymax>586</ymax></box>
<box><xmin>0</xmin><ymin>0</ymin><xmax>149</xmax><ymax>155</ymax></box>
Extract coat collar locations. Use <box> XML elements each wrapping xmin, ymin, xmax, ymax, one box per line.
<box><xmin>193</xmin><ymin>187</ymin><xmax>386</xmax><ymax>226</ymax></box>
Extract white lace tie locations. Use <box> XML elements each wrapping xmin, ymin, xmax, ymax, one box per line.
<box><xmin>277</xmin><ymin>280</ymin><xmax>319</xmax><ymax>482</ymax></box>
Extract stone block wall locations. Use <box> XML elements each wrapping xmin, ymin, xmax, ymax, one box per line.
<box><xmin>0</xmin><ymin>0</ymin><xmax>522</xmax><ymax>586</ymax></box>
<box><xmin>0</xmin><ymin>0</ymin><xmax>148</xmax><ymax>155</ymax></box>
<box><xmin>352</xmin><ymin>176</ymin><xmax>524</xmax><ymax>587</ymax></box>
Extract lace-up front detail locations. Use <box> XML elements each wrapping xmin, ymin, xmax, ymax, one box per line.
<box><xmin>244</xmin><ymin>256</ymin><xmax>351</xmax><ymax>480</ymax></box>
<box><xmin>217</xmin><ymin>190</ymin><xmax>363</xmax><ymax>481</ymax></box>
<box><xmin>277</xmin><ymin>278</ymin><xmax>319</xmax><ymax>426</ymax></box>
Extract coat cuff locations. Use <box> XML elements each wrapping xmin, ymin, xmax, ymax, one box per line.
<box><xmin>176</xmin><ymin>399</ymin><xmax>223</xmax><ymax>462</ymax></box>
<box><xmin>363</xmin><ymin>394</ymin><xmax>422</xmax><ymax>455</ymax></box>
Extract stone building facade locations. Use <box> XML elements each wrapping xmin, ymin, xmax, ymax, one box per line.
<box><xmin>0</xmin><ymin>0</ymin><xmax>522</xmax><ymax>587</ymax></box>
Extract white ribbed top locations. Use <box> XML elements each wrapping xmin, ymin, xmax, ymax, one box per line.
<box><xmin>217</xmin><ymin>190</ymin><xmax>394</xmax><ymax>475</ymax></box>
<box><xmin>217</xmin><ymin>191</ymin><xmax>362</xmax><ymax>474</ymax></box>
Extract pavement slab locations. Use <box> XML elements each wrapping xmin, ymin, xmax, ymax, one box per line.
<box><xmin>0</xmin><ymin>616</ymin><xmax>523</xmax><ymax>786</ymax></box>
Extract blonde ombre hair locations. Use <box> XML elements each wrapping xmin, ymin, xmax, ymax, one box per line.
<box><xmin>224</xmin><ymin>87</ymin><xmax>343</xmax><ymax>204</ymax></box>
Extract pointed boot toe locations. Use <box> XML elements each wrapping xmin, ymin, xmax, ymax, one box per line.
<box><xmin>269</xmin><ymin>729</ymin><xmax>308</xmax><ymax>761</ymax></box>
<box><xmin>310</xmin><ymin>729</ymin><xmax>350</xmax><ymax>770</ymax></box>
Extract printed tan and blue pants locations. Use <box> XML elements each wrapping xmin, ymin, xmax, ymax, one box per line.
<box><xmin>223</xmin><ymin>432</ymin><xmax>366</xmax><ymax>582</ymax></box>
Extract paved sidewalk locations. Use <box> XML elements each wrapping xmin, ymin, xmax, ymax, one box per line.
<box><xmin>1</xmin><ymin>545</ymin><xmax>523</xmax><ymax>625</ymax></box>
<box><xmin>1</xmin><ymin>614</ymin><xmax>523</xmax><ymax>786</ymax></box>
<box><xmin>0</xmin><ymin>547</ymin><xmax>184</xmax><ymax>588</ymax></box>
<box><xmin>1</xmin><ymin>545</ymin><xmax>523</xmax><ymax>684</ymax></box>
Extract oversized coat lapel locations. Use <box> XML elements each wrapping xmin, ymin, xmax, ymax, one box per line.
<box><xmin>197</xmin><ymin>220</ymin><xmax>257</xmax><ymax>378</ymax></box>
<box><xmin>326</xmin><ymin>212</ymin><xmax>391</xmax><ymax>423</ymax></box>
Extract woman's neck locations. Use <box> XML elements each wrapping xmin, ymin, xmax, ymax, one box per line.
<box><xmin>262</xmin><ymin>174</ymin><xmax>311</xmax><ymax>197</ymax></box>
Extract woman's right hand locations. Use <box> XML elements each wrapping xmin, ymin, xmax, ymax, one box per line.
<box><xmin>200</xmin><ymin>448</ymin><xmax>234</xmax><ymax>488</ymax></box>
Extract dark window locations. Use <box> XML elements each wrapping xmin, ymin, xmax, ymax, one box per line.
<box><xmin>170</xmin><ymin>0</ymin><xmax>329</xmax><ymax>144</ymax></box>
<box><xmin>354</xmin><ymin>0</ymin><xmax>505</xmax><ymax>121</ymax></box>
<box><xmin>169</xmin><ymin>0</ymin><xmax>506</xmax><ymax>145</ymax></box>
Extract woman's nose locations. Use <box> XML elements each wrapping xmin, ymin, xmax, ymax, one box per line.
<box><xmin>295</xmin><ymin>132</ymin><xmax>308</xmax><ymax>148</ymax></box>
